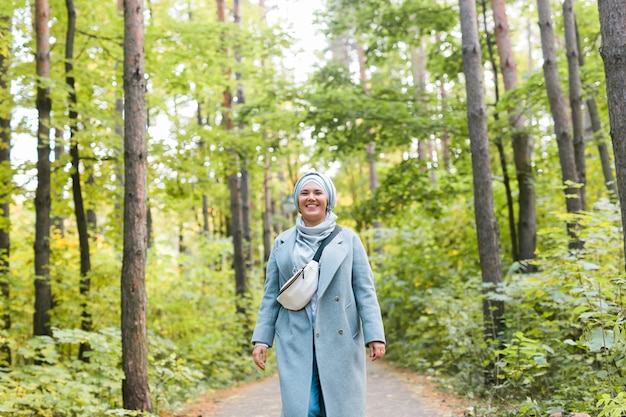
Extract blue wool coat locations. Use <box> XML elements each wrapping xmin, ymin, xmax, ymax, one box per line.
<box><xmin>251</xmin><ymin>227</ymin><xmax>386</xmax><ymax>417</ymax></box>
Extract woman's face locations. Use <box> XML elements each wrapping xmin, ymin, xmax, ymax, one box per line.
<box><xmin>298</xmin><ymin>181</ymin><xmax>327</xmax><ymax>227</ymax></box>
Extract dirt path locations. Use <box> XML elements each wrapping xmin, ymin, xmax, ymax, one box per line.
<box><xmin>174</xmin><ymin>360</ymin><xmax>468</xmax><ymax>417</ymax></box>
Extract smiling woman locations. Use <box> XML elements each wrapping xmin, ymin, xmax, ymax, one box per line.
<box><xmin>251</xmin><ymin>171</ymin><xmax>386</xmax><ymax>417</ymax></box>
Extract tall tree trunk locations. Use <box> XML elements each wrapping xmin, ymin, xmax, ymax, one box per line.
<box><xmin>491</xmin><ymin>0</ymin><xmax>536</xmax><ymax>269</ymax></box>
<box><xmin>439</xmin><ymin>83</ymin><xmax>451</xmax><ymax>171</ymax></box>
<box><xmin>196</xmin><ymin>103</ymin><xmax>210</xmax><ymax>235</ymax></box>
<box><xmin>65</xmin><ymin>0</ymin><xmax>92</xmax><ymax>361</ymax></box>
<box><xmin>218</xmin><ymin>0</ymin><xmax>247</xmax><ymax>308</ymax></box>
<box><xmin>234</xmin><ymin>0</ymin><xmax>253</xmax><ymax>268</ymax></box>
<box><xmin>355</xmin><ymin>42</ymin><xmax>383</xmax><ymax>236</ymax></box>
<box><xmin>33</xmin><ymin>0</ymin><xmax>53</xmax><ymax>338</ymax></box>
<box><xmin>459</xmin><ymin>0</ymin><xmax>504</xmax><ymax>384</ymax></box>
<box><xmin>263</xmin><ymin>147</ymin><xmax>272</xmax><ymax>264</ymax></box>
<box><xmin>52</xmin><ymin>128</ymin><xmax>65</xmax><ymax>237</ymax></box>
<box><xmin>0</xmin><ymin>11</ymin><xmax>12</xmax><ymax>365</ymax></box>
<box><xmin>121</xmin><ymin>0</ymin><xmax>152</xmax><ymax>411</ymax></box>
<box><xmin>481</xmin><ymin>0</ymin><xmax>518</xmax><ymax>263</ymax></box>
<box><xmin>586</xmin><ymin>98</ymin><xmax>618</xmax><ymax>200</ymax></box>
<box><xmin>537</xmin><ymin>0</ymin><xmax>583</xmax><ymax>249</ymax></box>
<box><xmin>85</xmin><ymin>168</ymin><xmax>97</xmax><ymax>233</ymax></box>
<box><xmin>576</xmin><ymin>18</ymin><xmax>618</xmax><ymax>201</ymax></box>
<box><xmin>563</xmin><ymin>0</ymin><xmax>587</xmax><ymax>211</ymax></box>
<box><xmin>241</xmin><ymin>164</ymin><xmax>253</xmax><ymax>266</ymax></box>
<box><xmin>259</xmin><ymin>0</ymin><xmax>272</xmax><ymax>266</ymax></box>
<box><xmin>597</xmin><ymin>0</ymin><xmax>626</xmax><ymax>267</ymax></box>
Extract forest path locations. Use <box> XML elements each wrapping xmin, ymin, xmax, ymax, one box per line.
<box><xmin>173</xmin><ymin>359</ymin><xmax>468</xmax><ymax>417</ymax></box>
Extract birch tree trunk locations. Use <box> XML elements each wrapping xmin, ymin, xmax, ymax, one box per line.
<box><xmin>492</xmin><ymin>0</ymin><xmax>536</xmax><ymax>269</ymax></box>
<box><xmin>537</xmin><ymin>0</ymin><xmax>583</xmax><ymax>248</ymax></box>
<box><xmin>459</xmin><ymin>0</ymin><xmax>504</xmax><ymax>382</ymax></box>
<box><xmin>33</xmin><ymin>0</ymin><xmax>53</xmax><ymax>338</ymax></box>
<box><xmin>121</xmin><ymin>0</ymin><xmax>152</xmax><ymax>410</ymax></box>
<box><xmin>597</xmin><ymin>0</ymin><xmax>626</xmax><ymax>267</ymax></box>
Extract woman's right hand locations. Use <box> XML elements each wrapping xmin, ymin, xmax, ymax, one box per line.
<box><xmin>252</xmin><ymin>345</ymin><xmax>267</xmax><ymax>370</ymax></box>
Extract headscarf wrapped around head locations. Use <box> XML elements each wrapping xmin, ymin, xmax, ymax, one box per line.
<box><xmin>293</xmin><ymin>171</ymin><xmax>337</xmax><ymax>213</ymax></box>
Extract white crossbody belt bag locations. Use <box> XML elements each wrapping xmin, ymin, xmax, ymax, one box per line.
<box><xmin>276</xmin><ymin>226</ymin><xmax>342</xmax><ymax>311</ymax></box>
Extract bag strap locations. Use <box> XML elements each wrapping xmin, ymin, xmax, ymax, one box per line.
<box><xmin>312</xmin><ymin>226</ymin><xmax>342</xmax><ymax>262</ymax></box>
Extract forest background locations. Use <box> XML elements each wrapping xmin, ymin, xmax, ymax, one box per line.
<box><xmin>2</xmin><ymin>0</ymin><xmax>626</xmax><ymax>416</ymax></box>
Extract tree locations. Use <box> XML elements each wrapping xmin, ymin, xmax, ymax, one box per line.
<box><xmin>458</xmin><ymin>0</ymin><xmax>503</xmax><ymax>382</ymax></box>
<box><xmin>576</xmin><ymin>14</ymin><xmax>617</xmax><ymax>201</ymax></box>
<box><xmin>33</xmin><ymin>0</ymin><xmax>53</xmax><ymax>338</ymax></box>
<box><xmin>65</xmin><ymin>0</ymin><xmax>92</xmax><ymax>361</ymax></box>
<box><xmin>121</xmin><ymin>0</ymin><xmax>152</xmax><ymax>411</ymax></box>
<box><xmin>218</xmin><ymin>0</ymin><xmax>247</xmax><ymax>310</ymax></box>
<box><xmin>480</xmin><ymin>0</ymin><xmax>518</xmax><ymax>264</ymax></box>
<box><xmin>536</xmin><ymin>0</ymin><xmax>583</xmax><ymax>248</ymax></box>
<box><xmin>563</xmin><ymin>0</ymin><xmax>587</xmax><ymax>211</ymax></box>
<box><xmin>597</xmin><ymin>0</ymin><xmax>626</xmax><ymax>266</ymax></box>
<box><xmin>491</xmin><ymin>0</ymin><xmax>536</xmax><ymax>269</ymax></box>
<box><xmin>0</xmin><ymin>8</ymin><xmax>11</xmax><ymax>365</ymax></box>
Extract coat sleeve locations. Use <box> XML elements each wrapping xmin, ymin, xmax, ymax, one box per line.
<box><xmin>350</xmin><ymin>231</ymin><xmax>386</xmax><ymax>346</ymax></box>
<box><xmin>251</xmin><ymin>238</ymin><xmax>282</xmax><ymax>347</ymax></box>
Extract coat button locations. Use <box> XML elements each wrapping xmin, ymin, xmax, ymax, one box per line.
<box><xmin>338</xmin><ymin>329</ymin><xmax>344</xmax><ymax>335</ymax></box>
<box><xmin>334</xmin><ymin>296</ymin><xmax>339</xmax><ymax>302</ymax></box>
<box><xmin>316</xmin><ymin>333</ymin><xmax>320</xmax><ymax>338</ymax></box>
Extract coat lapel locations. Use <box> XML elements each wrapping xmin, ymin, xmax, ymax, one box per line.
<box><xmin>316</xmin><ymin>232</ymin><xmax>348</xmax><ymax>297</ymax></box>
<box><xmin>273</xmin><ymin>228</ymin><xmax>298</xmax><ymax>283</ymax></box>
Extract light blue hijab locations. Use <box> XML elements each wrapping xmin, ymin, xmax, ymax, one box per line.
<box><xmin>292</xmin><ymin>172</ymin><xmax>337</xmax><ymax>214</ymax></box>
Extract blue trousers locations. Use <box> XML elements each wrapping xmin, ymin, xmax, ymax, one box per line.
<box><xmin>308</xmin><ymin>354</ymin><xmax>326</xmax><ymax>417</ymax></box>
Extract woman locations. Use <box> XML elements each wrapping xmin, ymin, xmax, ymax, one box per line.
<box><xmin>252</xmin><ymin>171</ymin><xmax>386</xmax><ymax>417</ymax></box>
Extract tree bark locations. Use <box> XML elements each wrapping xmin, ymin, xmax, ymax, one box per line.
<box><xmin>233</xmin><ymin>0</ymin><xmax>253</xmax><ymax>268</ymax></box>
<box><xmin>563</xmin><ymin>0</ymin><xmax>587</xmax><ymax>211</ymax></box>
<box><xmin>33</xmin><ymin>0</ymin><xmax>53</xmax><ymax>338</ymax></box>
<box><xmin>219</xmin><ymin>0</ymin><xmax>247</xmax><ymax>308</ymax></box>
<box><xmin>65</xmin><ymin>0</ymin><xmax>92</xmax><ymax>362</ymax></box>
<box><xmin>481</xmin><ymin>0</ymin><xmax>517</xmax><ymax>263</ymax></box>
<box><xmin>537</xmin><ymin>0</ymin><xmax>583</xmax><ymax>248</ymax></box>
<box><xmin>586</xmin><ymin>97</ymin><xmax>617</xmax><ymax>200</ymax></box>
<box><xmin>260</xmin><ymin>0</ymin><xmax>272</xmax><ymax>267</ymax></box>
<box><xmin>492</xmin><ymin>0</ymin><xmax>536</xmax><ymax>268</ymax></box>
<box><xmin>0</xmin><ymin>11</ymin><xmax>12</xmax><ymax>365</ymax></box>
<box><xmin>597</xmin><ymin>0</ymin><xmax>626</xmax><ymax>267</ymax></box>
<box><xmin>263</xmin><ymin>148</ymin><xmax>273</xmax><ymax>264</ymax></box>
<box><xmin>576</xmin><ymin>17</ymin><xmax>618</xmax><ymax>200</ymax></box>
<box><xmin>355</xmin><ymin>41</ymin><xmax>383</xmax><ymax>238</ymax></box>
<box><xmin>459</xmin><ymin>0</ymin><xmax>504</xmax><ymax>383</ymax></box>
<box><xmin>121</xmin><ymin>0</ymin><xmax>152</xmax><ymax>411</ymax></box>
<box><xmin>52</xmin><ymin>128</ymin><xmax>65</xmax><ymax>237</ymax></box>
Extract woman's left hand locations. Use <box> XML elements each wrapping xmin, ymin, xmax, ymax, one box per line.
<box><xmin>368</xmin><ymin>341</ymin><xmax>386</xmax><ymax>361</ymax></box>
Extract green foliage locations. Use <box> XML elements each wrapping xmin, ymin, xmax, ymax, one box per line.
<box><xmin>377</xmin><ymin>195</ymin><xmax>626</xmax><ymax>416</ymax></box>
<box><xmin>494</xmin><ymin>331</ymin><xmax>552</xmax><ymax>386</ymax></box>
<box><xmin>1</xmin><ymin>237</ymin><xmax>262</xmax><ymax>416</ymax></box>
<box><xmin>0</xmin><ymin>329</ymin><xmax>123</xmax><ymax>416</ymax></box>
